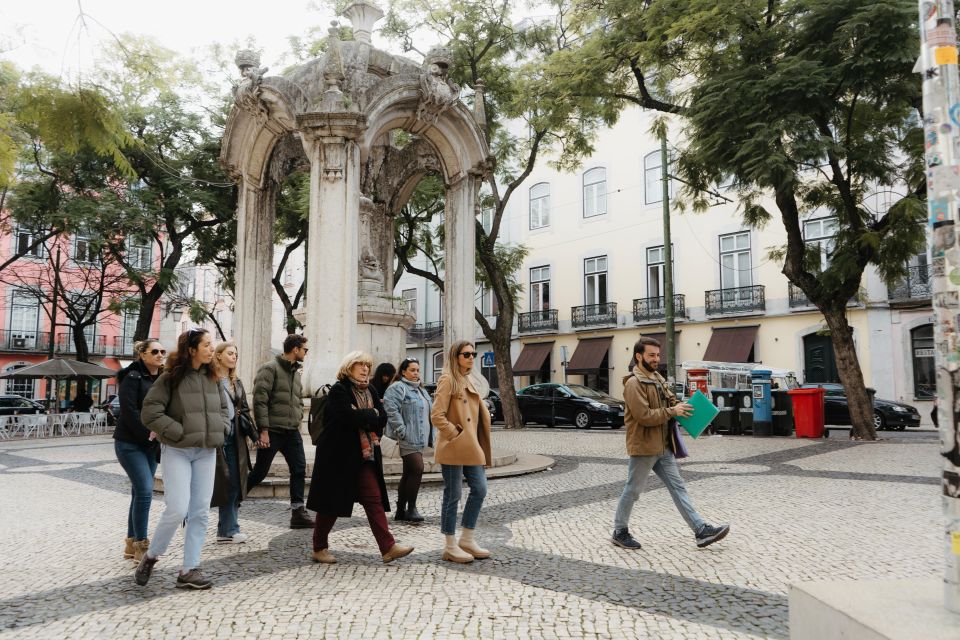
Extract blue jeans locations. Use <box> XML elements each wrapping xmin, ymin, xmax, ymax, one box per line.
<box><xmin>440</xmin><ymin>464</ymin><xmax>487</xmax><ymax>535</ymax></box>
<box><xmin>614</xmin><ymin>451</ymin><xmax>705</xmax><ymax>533</ymax></box>
<box><xmin>114</xmin><ymin>440</ymin><xmax>158</xmax><ymax>540</ymax></box>
<box><xmin>217</xmin><ymin>436</ymin><xmax>242</xmax><ymax>537</ymax></box>
<box><xmin>148</xmin><ymin>446</ymin><xmax>216</xmax><ymax>571</ymax></box>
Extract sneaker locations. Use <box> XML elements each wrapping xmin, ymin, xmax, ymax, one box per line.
<box><xmin>290</xmin><ymin>507</ymin><xmax>315</xmax><ymax>529</ymax></box>
<box><xmin>695</xmin><ymin>523</ymin><xmax>730</xmax><ymax>548</ymax></box>
<box><xmin>216</xmin><ymin>533</ymin><xmax>249</xmax><ymax>544</ymax></box>
<box><xmin>611</xmin><ymin>528</ymin><xmax>642</xmax><ymax>550</ymax></box>
<box><xmin>176</xmin><ymin>568</ymin><xmax>213</xmax><ymax>590</ymax></box>
<box><xmin>134</xmin><ymin>554</ymin><xmax>158</xmax><ymax>586</ymax></box>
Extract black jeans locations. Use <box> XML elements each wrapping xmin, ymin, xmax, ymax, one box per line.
<box><xmin>246</xmin><ymin>429</ymin><xmax>306</xmax><ymax>508</ymax></box>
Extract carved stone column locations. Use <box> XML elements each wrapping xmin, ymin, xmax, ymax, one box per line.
<box><xmin>298</xmin><ymin>112</ymin><xmax>367</xmax><ymax>391</ymax></box>
<box><xmin>234</xmin><ymin>178</ymin><xmax>277</xmax><ymax>387</ymax></box>
<box><xmin>442</xmin><ymin>173</ymin><xmax>479</xmax><ymax>354</ymax></box>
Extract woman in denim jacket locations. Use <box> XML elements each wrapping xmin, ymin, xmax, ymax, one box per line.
<box><xmin>382</xmin><ymin>358</ymin><xmax>434</xmax><ymax>523</ymax></box>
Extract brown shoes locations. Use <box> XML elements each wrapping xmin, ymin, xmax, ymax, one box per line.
<box><xmin>124</xmin><ymin>537</ymin><xmax>134</xmax><ymax>560</ymax></box>
<box><xmin>311</xmin><ymin>549</ymin><xmax>337</xmax><ymax>564</ymax></box>
<box><xmin>290</xmin><ymin>507</ymin><xmax>315</xmax><ymax>529</ymax></box>
<box><xmin>132</xmin><ymin>539</ymin><xmax>150</xmax><ymax>563</ymax></box>
<box><xmin>381</xmin><ymin>544</ymin><xmax>414</xmax><ymax>564</ymax></box>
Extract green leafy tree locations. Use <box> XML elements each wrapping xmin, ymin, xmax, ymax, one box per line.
<box><xmin>384</xmin><ymin>0</ymin><xmax>614</xmax><ymax>428</ymax></box>
<box><xmin>543</xmin><ymin>0</ymin><xmax>924</xmax><ymax>439</ymax></box>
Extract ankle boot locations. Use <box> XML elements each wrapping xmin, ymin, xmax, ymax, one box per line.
<box><xmin>458</xmin><ymin>528</ymin><xmax>491</xmax><ymax>559</ymax></box>
<box><xmin>124</xmin><ymin>537</ymin><xmax>135</xmax><ymax>560</ymax></box>
<box><xmin>132</xmin><ymin>539</ymin><xmax>150</xmax><ymax>563</ymax></box>
<box><xmin>441</xmin><ymin>534</ymin><xmax>474</xmax><ymax>563</ymax></box>
<box><xmin>394</xmin><ymin>500</ymin><xmax>407</xmax><ymax>522</ymax></box>
<box><xmin>405</xmin><ymin>501</ymin><xmax>424</xmax><ymax>523</ymax></box>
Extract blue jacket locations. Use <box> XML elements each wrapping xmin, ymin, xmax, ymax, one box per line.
<box><xmin>382</xmin><ymin>379</ymin><xmax>433</xmax><ymax>450</ymax></box>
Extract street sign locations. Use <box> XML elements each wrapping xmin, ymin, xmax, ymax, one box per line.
<box><xmin>481</xmin><ymin>351</ymin><xmax>494</xmax><ymax>368</ymax></box>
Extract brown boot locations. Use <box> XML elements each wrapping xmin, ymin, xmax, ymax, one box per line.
<box><xmin>124</xmin><ymin>537</ymin><xmax>134</xmax><ymax>560</ymax></box>
<box><xmin>132</xmin><ymin>539</ymin><xmax>150</xmax><ymax>563</ymax></box>
<box><xmin>311</xmin><ymin>549</ymin><xmax>337</xmax><ymax>564</ymax></box>
<box><xmin>382</xmin><ymin>543</ymin><xmax>414</xmax><ymax>564</ymax></box>
<box><xmin>290</xmin><ymin>507</ymin><xmax>315</xmax><ymax>529</ymax></box>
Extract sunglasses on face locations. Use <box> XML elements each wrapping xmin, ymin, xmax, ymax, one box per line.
<box><xmin>150</xmin><ymin>348</ymin><xmax>166</xmax><ymax>356</ymax></box>
<box><xmin>459</xmin><ymin>351</ymin><xmax>478</xmax><ymax>359</ymax></box>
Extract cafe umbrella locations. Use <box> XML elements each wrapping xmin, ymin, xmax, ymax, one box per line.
<box><xmin>0</xmin><ymin>357</ymin><xmax>119</xmax><ymax>412</ymax></box>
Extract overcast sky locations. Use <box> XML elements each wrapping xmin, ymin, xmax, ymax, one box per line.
<box><xmin>0</xmin><ymin>0</ymin><xmax>376</xmax><ymax>80</ymax></box>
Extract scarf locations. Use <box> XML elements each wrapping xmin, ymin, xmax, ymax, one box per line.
<box><xmin>349</xmin><ymin>375</ymin><xmax>379</xmax><ymax>461</ymax></box>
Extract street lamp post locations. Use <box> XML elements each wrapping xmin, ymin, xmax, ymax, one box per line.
<box><xmin>916</xmin><ymin>0</ymin><xmax>960</xmax><ymax>613</ymax></box>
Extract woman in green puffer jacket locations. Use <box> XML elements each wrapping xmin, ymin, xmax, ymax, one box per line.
<box><xmin>134</xmin><ymin>328</ymin><xmax>229</xmax><ymax>591</ymax></box>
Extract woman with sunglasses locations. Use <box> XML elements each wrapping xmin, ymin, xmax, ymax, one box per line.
<box><xmin>382</xmin><ymin>358</ymin><xmax>433</xmax><ymax>522</ymax></box>
<box><xmin>113</xmin><ymin>339</ymin><xmax>167</xmax><ymax>563</ymax></box>
<box><xmin>430</xmin><ymin>340</ymin><xmax>492</xmax><ymax>563</ymax></box>
<box><xmin>134</xmin><ymin>328</ymin><xmax>229</xmax><ymax>590</ymax></box>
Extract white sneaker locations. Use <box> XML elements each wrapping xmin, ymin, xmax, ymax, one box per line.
<box><xmin>216</xmin><ymin>533</ymin><xmax>249</xmax><ymax>544</ymax></box>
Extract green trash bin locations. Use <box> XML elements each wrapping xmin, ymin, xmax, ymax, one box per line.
<box><xmin>711</xmin><ymin>389</ymin><xmax>739</xmax><ymax>434</ymax></box>
<box><xmin>734</xmin><ymin>389</ymin><xmax>753</xmax><ymax>435</ymax></box>
<box><xmin>771</xmin><ymin>390</ymin><xmax>793</xmax><ymax>436</ymax></box>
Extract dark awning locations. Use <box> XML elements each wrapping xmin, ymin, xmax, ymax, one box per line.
<box><xmin>566</xmin><ymin>337</ymin><xmax>613</xmax><ymax>374</ymax></box>
<box><xmin>512</xmin><ymin>342</ymin><xmax>554</xmax><ymax>376</ymax></box>
<box><xmin>702</xmin><ymin>326</ymin><xmax>759</xmax><ymax>363</ymax></box>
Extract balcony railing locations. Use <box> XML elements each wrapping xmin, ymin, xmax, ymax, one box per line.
<box><xmin>518</xmin><ymin>309</ymin><xmax>559</xmax><ymax>333</ymax></box>
<box><xmin>705</xmin><ymin>285</ymin><xmax>766</xmax><ymax>315</ymax></box>
<box><xmin>633</xmin><ymin>294</ymin><xmax>686</xmax><ymax>323</ymax></box>
<box><xmin>571</xmin><ymin>302</ymin><xmax>618</xmax><ymax>328</ymax></box>
<box><xmin>788</xmin><ymin>283</ymin><xmax>812</xmax><ymax>308</ymax></box>
<box><xmin>888</xmin><ymin>265</ymin><xmax>932</xmax><ymax>303</ymax></box>
<box><xmin>55</xmin><ymin>333</ymin><xmax>109</xmax><ymax>356</ymax></box>
<box><xmin>0</xmin><ymin>330</ymin><xmax>52</xmax><ymax>353</ymax></box>
<box><xmin>406</xmin><ymin>321</ymin><xmax>444</xmax><ymax>345</ymax></box>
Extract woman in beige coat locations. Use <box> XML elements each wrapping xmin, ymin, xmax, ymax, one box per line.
<box><xmin>430</xmin><ymin>339</ymin><xmax>492</xmax><ymax>563</ymax></box>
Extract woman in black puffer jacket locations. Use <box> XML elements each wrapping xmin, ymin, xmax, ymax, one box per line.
<box><xmin>113</xmin><ymin>339</ymin><xmax>166</xmax><ymax>563</ymax></box>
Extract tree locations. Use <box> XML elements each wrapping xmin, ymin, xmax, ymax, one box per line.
<box><xmin>542</xmin><ymin>0</ymin><xmax>925</xmax><ymax>439</ymax></box>
<box><xmin>384</xmin><ymin>0</ymin><xmax>615</xmax><ymax>428</ymax></box>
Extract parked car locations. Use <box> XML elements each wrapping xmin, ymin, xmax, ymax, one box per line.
<box><xmin>96</xmin><ymin>394</ymin><xmax>120</xmax><ymax>426</ymax></box>
<box><xmin>484</xmin><ymin>389</ymin><xmax>503</xmax><ymax>422</ymax></box>
<box><xmin>516</xmin><ymin>383</ymin><xmax>624</xmax><ymax>429</ymax></box>
<box><xmin>0</xmin><ymin>395</ymin><xmax>47</xmax><ymax>416</ymax></box>
<box><xmin>800</xmin><ymin>383</ymin><xmax>921</xmax><ymax>431</ymax></box>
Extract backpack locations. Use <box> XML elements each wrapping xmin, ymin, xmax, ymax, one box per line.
<box><xmin>307</xmin><ymin>384</ymin><xmax>332</xmax><ymax>445</ymax></box>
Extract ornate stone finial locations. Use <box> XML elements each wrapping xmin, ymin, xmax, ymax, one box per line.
<box><xmin>235</xmin><ymin>49</ymin><xmax>261</xmax><ymax>72</ymax></box>
<box><xmin>424</xmin><ymin>45</ymin><xmax>454</xmax><ymax>72</ymax></box>
<box><xmin>320</xmin><ymin>21</ymin><xmax>346</xmax><ymax>108</ymax></box>
<box><xmin>473</xmin><ymin>78</ymin><xmax>487</xmax><ymax>134</ymax></box>
<box><xmin>342</xmin><ymin>1</ymin><xmax>384</xmax><ymax>45</ymax></box>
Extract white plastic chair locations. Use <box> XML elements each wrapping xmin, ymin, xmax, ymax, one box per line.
<box><xmin>48</xmin><ymin>414</ymin><xmax>71</xmax><ymax>437</ymax></box>
<box><xmin>20</xmin><ymin>414</ymin><xmax>49</xmax><ymax>438</ymax></box>
<box><xmin>91</xmin><ymin>411</ymin><xmax>108</xmax><ymax>434</ymax></box>
<box><xmin>0</xmin><ymin>416</ymin><xmax>11</xmax><ymax>439</ymax></box>
<box><xmin>72</xmin><ymin>412</ymin><xmax>94</xmax><ymax>435</ymax></box>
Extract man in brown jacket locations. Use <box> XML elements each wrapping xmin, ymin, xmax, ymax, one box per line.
<box><xmin>612</xmin><ymin>337</ymin><xmax>730</xmax><ymax>550</ymax></box>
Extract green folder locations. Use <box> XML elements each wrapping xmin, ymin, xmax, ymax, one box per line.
<box><xmin>675</xmin><ymin>390</ymin><xmax>719</xmax><ymax>439</ymax></box>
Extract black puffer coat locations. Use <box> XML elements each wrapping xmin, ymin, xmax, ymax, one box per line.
<box><xmin>112</xmin><ymin>360</ymin><xmax>160</xmax><ymax>449</ymax></box>
<box><xmin>307</xmin><ymin>380</ymin><xmax>389</xmax><ymax>517</ymax></box>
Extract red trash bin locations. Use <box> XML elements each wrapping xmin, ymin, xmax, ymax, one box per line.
<box><xmin>787</xmin><ymin>388</ymin><xmax>826</xmax><ymax>438</ymax></box>
<box><xmin>687</xmin><ymin>368</ymin><xmax>709</xmax><ymax>396</ymax></box>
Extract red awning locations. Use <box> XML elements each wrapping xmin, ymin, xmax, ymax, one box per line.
<box><xmin>566</xmin><ymin>337</ymin><xmax>612</xmax><ymax>374</ymax></box>
<box><xmin>702</xmin><ymin>326</ymin><xmax>759</xmax><ymax>363</ymax></box>
<box><xmin>512</xmin><ymin>342</ymin><xmax>554</xmax><ymax>376</ymax></box>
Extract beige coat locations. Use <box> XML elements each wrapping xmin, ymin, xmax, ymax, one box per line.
<box><xmin>430</xmin><ymin>373</ymin><xmax>492</xmax><ymax>466</ymax></box>
<box><xmin>623</xmin><ymin>366</ymin><xmax>678</xmax><ymax>457</ymax></box>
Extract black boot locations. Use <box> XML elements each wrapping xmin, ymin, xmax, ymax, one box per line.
<box><xmin>405</xmin><ymin>502</ymin><xmax>424</xmax><ymax>523</ymax></box>
<box><xmin>290</xmin><ymin>507</ymin><xmax>315</xmax><ymax>529</ymax></box>
<box><xmin>394</xmin><ymin>500</ymin><xmax>407</xmax><ymax>522</ymax></box>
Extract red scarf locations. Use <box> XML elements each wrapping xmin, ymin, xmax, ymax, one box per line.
<box><xmin>349</xmin><ymin>376</ymin><xmax>379</xmax><ymax>461</ymax></box>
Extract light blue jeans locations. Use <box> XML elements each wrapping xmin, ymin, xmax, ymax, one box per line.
<box><xmin>614</xmin><ymin>450</ymin><xmax>705</xmax><ymax>533</ymax></box>
<box><xmin>440</xmin><ymin>465</ymin><xmax>487</xmax><ymax>535</ymax></box>
<box><xmin>148</xmin><ymin>445</ymin><xmax>216</xmax><ymax>571</ymax></box>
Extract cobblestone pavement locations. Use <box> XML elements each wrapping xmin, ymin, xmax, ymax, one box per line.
<box><xmin>0</xmin><ymin>429</ymin><xmax>943</xmax><ymax>639</ymax></box>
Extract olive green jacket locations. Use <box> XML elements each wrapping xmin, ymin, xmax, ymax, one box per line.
<box><xmin>252</xmin><ymin>355</ymin><xmax>304</xmax><ymax>432</ymax></box>
<box><xmin>141</xmin><ymin>366</ymin><xmax>230</xmax><ymax>449</ymax></box>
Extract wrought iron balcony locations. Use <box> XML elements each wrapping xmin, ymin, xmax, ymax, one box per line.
<box><xmin>406</xmin><ymin>321</ymin><xmax>444</xmax><ymax>345</ymax></box>
<box><xmin>705</xmin><ymin>285</ymin><xmax>766</xmax><ymax>315</ymax></box>
<box><xmin>0</xmin><ymin>330</ymin><xmax>52</xmax><ymax>353</ymax></box>
<box><xmin>633</xmin><ymin>295</ymin><xmax>686</xmax><ymax>323</ymax></box>
<box><xmin>55</xmin><ymin>333</ymin><xmax>109</xmax><ymax>356</ymax></box>
<box><xmin>788</xmin><ymin>283</ymin><xmax>813</xmax><ymax>308</ymax></box>
<box><xmin>888</xmin><ymin>265</ymin><xmax>932</xmax><ymax>304</ymax></box>
<box><xmin>518</xmin><ymin>309</ymin><xmax>558</xmax><ymax>333</ymax></box>
<box><xmin>571</xmin><ymin>302</ymin><xmax>618</xmax><ymax>328</ymax></box>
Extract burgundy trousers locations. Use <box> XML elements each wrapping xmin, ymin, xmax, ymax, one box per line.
<box><xmin>313</xmin><ymin>464</ymin><xmax>395</xmax><ymax>554</ymax></box>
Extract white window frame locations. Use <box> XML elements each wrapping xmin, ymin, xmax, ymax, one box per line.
<box><xmin>644</xmin><ymin>151</ymin><xmax>674</xmax><ymax>205</ymax></box>
<box><xmin>432</xmin><ymin>351</ymin><xmax>444</xmax><ymax>383</ymax></box>
<box><xmin>14</xmin><ymin>228</ymin><xmax>47</xmax><ymax>259</ymax></box>
<box><xmin>583</xmin><ymin>167</ymin><xmax>607</xmax><ymax>218</ymax></box>
<box><xmin>126</xmin><ymin>237</ymin><xmax>153</xmax><ymax>271</ymax></box>
<box><xmin>530</xmin><ymin>266</ymin><xmax>551</xmax><ymax>312</ymax></box>
<box><xmin>719</xmin><ymin>232</ymin><xmax>752</xmax><ymax>301</ymax></box>
<box><xmin>584</xmin><ymin>256</ymin><xmax>608</xmax><ymax>306</ymax></box>
<box><xmin>8</xmin><ymin>289</ymin><xmax>40</xmax><ymax>349</ymax></box>
<box><xmin>3</xmin><ymin>363</ymin><xmax>35</xmax><ymax>398</ymax></box>
<box><xmin>122</xmin><ymin>309</ymin><xmax>140</xmax><ymax>356</ymax></box>
<box><xmin>646</xmin><ymin>245</ymin><xmax>674</xmax><ymax>300</ymax></box>
<box><xmin>529</xmin><ymin>182</ymin><xmax>550</xmax><ymax>230</ymax></box>
<box><xmin>401</xmin><ymin>289</ymin><xmax>417</xmax><ymax>316</ymax></box>
<box><xmin>73</xmin><ymin>231</ymin><xmax>98</xmax><ymax>264</ymax></box>
<box><xmin>479</xmin><ymin>206</ymin><xmax>494</xmax><ymax>234</ymax></box>
<box><xmin>802</xmin><ymin>217</ymin><xmax>838</xmax><ymax>272</ymax></box>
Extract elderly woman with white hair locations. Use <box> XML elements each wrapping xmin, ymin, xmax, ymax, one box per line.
<box><xmin>306</xmin><ymin>350</ymin><xmax>414</xmax><ymax>565</ymax></box>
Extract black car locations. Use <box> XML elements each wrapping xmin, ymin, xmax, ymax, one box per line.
<box><xmin>517</xmin><ymin>383</ymin><xmax>624</xmax><ymax>429</ymax></box>
<box><xmin>0</xmin><ymin>394</ymin><xmax>46</xmax><ymax>416</ymax></box>
<box><xmin>800</xmin><ymin>383</ymin><xmax>921</xmax><ymax>431</ymax></box>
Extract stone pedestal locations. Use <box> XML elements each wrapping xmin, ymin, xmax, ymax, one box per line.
<box><xmin>357</xmin><ymin>290</ymin><xmax>415</xmax><ymax>370</ymax></box>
